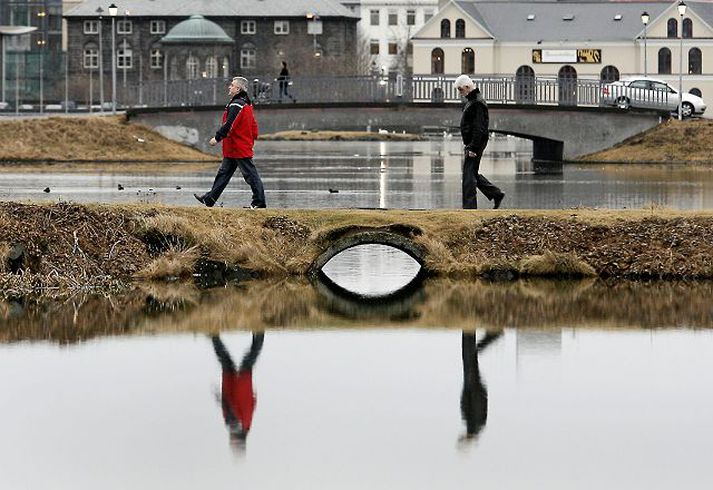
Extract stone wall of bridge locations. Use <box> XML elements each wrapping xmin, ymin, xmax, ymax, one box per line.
<box><xmin>128</xmin><ymin>103</ymin><xmax>664</xmax><ymax>161</ymax></box>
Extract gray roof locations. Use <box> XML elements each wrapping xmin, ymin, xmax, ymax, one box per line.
<box><xmin>65</xmin><ymin>0</ymin><xmax>360</xmax><ymax>19</ymax></box>
<box><xmin>161</xmin><ymin>15</ymin><xmax>233</xmax><ymax>44</ymax></box>
<box><xmin>431</xmin><ymin>1</ymin><xmax>713</xmax><ymax>42</ymax></box>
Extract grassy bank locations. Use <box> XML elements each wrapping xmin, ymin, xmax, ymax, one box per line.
<box><xmin>579</xmin><ymin>118</ymin><xmax>713</xmax><ymax>163</ymax></box>
<box><xmin>2</xmin><ymin>202</ymin><xmax>713</xmax><ymax>297</ymax></box>
<box><xmin>0</xmin><ymin>115</ymin><xmax>213</xmax><ymax>163</ymax></box>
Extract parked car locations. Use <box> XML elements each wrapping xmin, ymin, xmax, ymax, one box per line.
<box><xmin>601</xmin><ymin>76</ymin><xmax>706</xmax><ymax>118</ymax></box>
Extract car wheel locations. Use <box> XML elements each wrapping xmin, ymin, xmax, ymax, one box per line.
<box><xmin>681</xmin><ymin>102</ymin><xmax>694</xmax><ymax>118</ymax></box>
<box><xmin>616</xmin><ymin>97</ymin><xmax>630</xmax><ymax>110</ymax></box>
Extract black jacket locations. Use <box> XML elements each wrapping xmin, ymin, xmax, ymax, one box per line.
<box><xmin>459</xmin><ymin>88</ymin><xmax>489</xmax><ymax>153</ymax></box>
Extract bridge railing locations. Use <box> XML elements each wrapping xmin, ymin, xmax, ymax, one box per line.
<box><xmin>117</xmin><ymin>75</ymin><xmax>669</xmax><ymax>110</ymax></box>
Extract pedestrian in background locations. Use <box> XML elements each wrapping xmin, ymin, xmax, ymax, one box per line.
<box><xmin>454</xmin><ymin>74</ymin><xmax>505</xmax><ymax>209</ymax></box>
<box><xmin>277</xmin><ymin>61</ymin><xmax>295</xmax><ymax>103</ymax></box>
<box><xmin>195</xmin><ymin>76</ymin><xmax>266</xmax><ymax>209</ymax></box>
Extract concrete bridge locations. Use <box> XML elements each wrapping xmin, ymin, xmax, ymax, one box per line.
<box><xmin>128</xmin><ymin>102</ymin><xmax>664</xmax><ymax>163</ymax></box>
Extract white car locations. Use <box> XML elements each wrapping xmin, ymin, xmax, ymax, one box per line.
<box><xmin>601</xmin><ymin>77</ymin><xmax>706</xmax><ymax>118</ymax></box>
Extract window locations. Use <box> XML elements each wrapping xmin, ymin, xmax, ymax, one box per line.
<box><xmin>689</xmin><ymin>47</ymin><xmax>702</xmax><ymax>74</ymax></box>
<box><xmin>222</xmin><ymin>57</ymin><xmax>230</xmax><ymax>78</ymax></box>
<box><xmin>117</xmin><ymin>20</ymin><xmax>132</xmax><ymax>34</ymax></box>
<box><xmin>370</xmin><ymin>40</ymin><xmax>379</xmax><ymax>55</ymax></box>
<box><xmin>690</xmin><ymin>87</ymin><xmax>702</xmax><ymax>97</ymax></box>
<box><xmin>440</xmin><ymin>19</ymin><xmax>450</xmax><ymax>38</ymax></box>
<box><xmin>600</xmin><ymin>65</ymin><xmax>619</xmax><ymax>82</ymax></box>
<box><xmin>455</xmin><ymin>19</ymin><xmax>465</xmax><ymax>38</ymax></box>
<box><xmin>667</xmin><ymin>18</ymin><xmax>678</xmax><ymax>38</ymax></box>
<box><xmin>424</xmin><ymin>11</ymin><xmax>434</xmax><ymax>23</ymax></box>
<box><xmin>388</xmin><ymin>11</ymin><xmax>398</xmax><ymax>26</ymax></box>
<box><xmin>461</xmin><ymin>48</ymin><xmax>474</xmax><ymax>73</ymax></box>
<box><xmin>431</xmin><ymin>48</ymin><xmax>444</xmax><ymax>74</ymax></box>
<box><xmin>558</xmin><ymin>65</ymin><xmax>578</xmax><ymax>106</ymax></box>
<box><xmin>150</xmin><ymin>20</ymin><xmax>165</xmax><ymax>34</ymax></box>
<box><xmin>515</xmin><ymin>65</ymin><xmax>535</xmax><ymax>103</ymax></box>
<box><xmin>150</xmin><ymin>48</ymin><xmax>162</xmax><ymax>69</ymax></box>
<box><xmin>205</xmin><ymin>56</ymin><xmax>218</xmax><ymax>78</ymax></box>
<box><xmin>241</xmin><ymin>44</ymin><xmax>256</xmax><ymax>68</ymax></box>
<box><xmin>407</xmin><ymin>10</ymin><xmax>416</xmax><ymax>26</ymax></box>
<box><xmin>117</xmin><ymin>41</ymin><xmax>132</xmax><ymax>68</ymax></box>
<box><xmin>388</xmin><ymin>42</ymin><xmax>398</xmax><ymax>55</ymax></box>
<box><xmin>658</xmin><ymin>47</ymin><xmax>672</xmax><ymax>74</ymax></box>
<box><xmin>241</xmin><ymin>20</ymin><xmax>256</xmax><ymax>34</ymax></box>
<box><xmin>274</xmin><ymin>20</ymin><xmax>289</xmax><ymax>34</ymax></box>
<box><xmin>683</xmin><ymin>18</ymin><xmax>693</xmax><ymax>38</ymax></box>
<box><xmin>83</xmin><ymin>20</ymin><xmax>99</xmax><ymax>34</ymax></box>
<box><xmin>370</xmin><ymin>9</ymin><xmax>380</xmax><ymax>26</ymax></box>
<box><xmin>83</xmin><ymin>45</ymin><xmax>98</xmax><ymax>68</ymax></box>
<box><xmin>186</xmin><ymin>55</ymin><xmax>199</xmax><ymax>79</ymax></box>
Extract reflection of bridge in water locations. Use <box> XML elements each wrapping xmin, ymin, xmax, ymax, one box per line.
<box><xmin>126</xmin><ymin>75</ymin><xmax>667</xmax><ymax>163</ymax></box>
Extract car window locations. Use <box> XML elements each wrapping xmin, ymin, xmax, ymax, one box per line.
<box><xmin>650</xmin><ymin>82</ymin><xmax>669</xmax><ymax>92</ymax></box>
<box><xmin>628</xmin><ymin>80</ymin><xmax>650</xmax><ymax>89</ymax></box>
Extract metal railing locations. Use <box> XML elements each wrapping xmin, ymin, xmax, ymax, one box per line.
<box><xmin>113</xmin><ymin>74</ymin><xmax>671</xmax><ymax>111</ymax></box>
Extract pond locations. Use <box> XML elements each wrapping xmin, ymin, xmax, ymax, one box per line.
<box><xmin>2</xmin><ymin>138</ymin><xmax>713</xmax><ymax>209</ymax></box>
<box><xmin>1</xmin><ymin>141</ymin><xmax>713</xmax><ymax>488</ymax></box>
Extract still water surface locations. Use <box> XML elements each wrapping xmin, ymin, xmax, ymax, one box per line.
<box><xmin>2</xmin><ymin>138</ymin><xmax>713</xmax><ymax>209</ymax></box>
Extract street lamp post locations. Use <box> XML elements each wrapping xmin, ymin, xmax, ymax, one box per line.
<box><xmin>678</xmin><ymin>1</ymin><xmax>687</xmax><ymax>121</ymax></box>
<box><xmin>37</xmin><ymin>10</ymin><xmax>46</xmax><ymax>114</ymax></box>
<box><xmin>97</xmin><ymin>7</ymin><xmax>105</xmax><ymax>112</ymax></box>
<box><xmin>641</xmin><ymin>11</ymin><xmax>649</xmax><ymax>78</ymax></box>
<box><xmin>109</xmin><ymin>3</ymin><xmax>117</xmax><ymax>114</ymax></box>
<box><xmin>122</xmin><ymin>10</ymin><xmax>129</xmax><ymax>87</ymax></box>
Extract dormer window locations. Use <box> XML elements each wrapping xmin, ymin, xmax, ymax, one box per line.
<box><xmin>527</xmin><ymin>14</ymin><xmax>535</xmax><ymax>21</ymax></box>
<box><xmin>562</xmin><ymin>15</ymin><xmax>574</xmax><ymax>21</ymax></box>
<box><xmin>614</xmin><ymin>14</ymin><xmax>623</xmax><ymax>21</ymax></box>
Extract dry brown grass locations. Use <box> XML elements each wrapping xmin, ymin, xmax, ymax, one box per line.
<box><xmin>0</xmin><ymin>115</ymin><xmax>214</xmax><ymax>162</ymax></box>
<box><xmin>519</xmin><ymin>251</ymin><xmax>597</xmax><ymax>277</ymax></box>
<box><xmin>0</xmin><ymin>242</ymin><xmax>9</xmax><ymax>273</ymax></box>
<box><xmin>259</xmin><ymin>130</ymin><xmax>425</xmax><ymax>141</ymax></box>
<box><xmin>579</xmin><ymin>118</ymin><xmax>713</xmax><ymax>163</ymax></box>
<box><xmin>134</xmin><ymin>246</ymin><xmax>200</xmax><ymax>280</ymax></box>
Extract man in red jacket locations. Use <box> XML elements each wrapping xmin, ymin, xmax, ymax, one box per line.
<box><xmin>195</xmin><ymin>76</ymin><xmax>266</xmax><ymax>209</ymax></box>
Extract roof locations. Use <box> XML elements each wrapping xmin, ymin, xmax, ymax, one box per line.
<box><xmin>416</xmin><ymin>1</ymin><xmax>713</xmax><ymax>42</ymax></box>
<box><xmin>65</xmin><ymin>0</ymin><xmax>360</xmax><ymax>19</ymax></box>
<box><xmin>161</xmin><ymin>15</ymin><xmax>233</xmax><ymax>44</ymax></box>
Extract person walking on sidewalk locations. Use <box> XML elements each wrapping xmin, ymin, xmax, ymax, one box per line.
<box><xmin>277</xmin><ymin>61</ymin><xmax>295</xmax><ymax>103</ymax></box>
<box><xmin>454</xmin><ymin>74</ymin><xmax>505</xmax><ymax>209</ymax></box>
<box><xmin>195</xmin><ymin>76</ymin><xmax>266</xmax><ymax>209</ymax></box>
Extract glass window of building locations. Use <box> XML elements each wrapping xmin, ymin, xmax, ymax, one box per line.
<box><xmin>241</xmin><ymin>20</ymin><xmax>256</xmax><ymax>34</ymax></box>
<box><xmin>388</xmin><ymin>11</ymin><xmax>398</xmax><ymax>26</ymax></box>
<box><xmin>241</xmin><ymin>44</ymin><xmax>256</xmax><ymax>68</ymax></box>
<box><xmin>117</xmin><ymin>42</ymin><xmax>132</xmax><ymax>68</ymax></box>
<box><xmin>683</xmin><ymin>18</ymin><xmax>693</xmax><ymax>38</ymax></box>
<box><xmin>83</xmin><ymin>20</ymin><xmax>99</xmax><ymax>34</ymax></box>
<box><xmin>658</xmin><ymin>47</ymin><xmax>672</xmax><ymax>74</ymax></box>
<box><xmin>388</xmin><ymin>42</ymin><xmax>398</xmax><ymax>55</ymax></box>
<box><xmin>150</xmin><ymin>49</ymin><xmax>162</xmax><ymax>69</ymax></box>
<box><xmin>206</xmin><ymin>56</ymin><xmax>218</xmax><ymax>78</ymax></box>
<box><xmin>370</xmin><ymin>39</ymin><xmax>380</xmax><ymax>55</ymax></box>
<box><xmin>370</xmin><ymin>10</ymin><xmax>380</xmax><ymax>26</ymax></box>
<box><xmin>689</xmin><ymin>47</ymin><xmax>702</xmax><ymax>74</ymax></box>
<box><xmin>150</xmin><ymin>20</ymin><xmax>165</xmax><ymax>34</ymax></box>
<box><xmin>667</xmin><ymin>18</ymin><xmax>678</xmax><ymax>38</ymax></box>
<box><xmin>274</xmin><ymin>20</ymin><xmax>289</xmax><ymax>35</ymax></box>
<box><xmin>117</xmin><ymin>20</ymin><xmax>132</xmax><ymax>34</ymax></box>
<box><xmin>83</xmin><ymin>45</ymin><xmax>98</xmax><ymax>68</ymax></box>
<box><xmin>186</xmin><ymin>55</ymin><xmax>199</xmax><ymax>79</ymax></box>
<box><xmin>407</xmin><ymin>10</ymin><xmax>416</xmax><ymax>26</ymax></box>
<box><xmin>440</xmin><ymin>19</ymin><xmax>450</xmax><ymax>38</ymax></box>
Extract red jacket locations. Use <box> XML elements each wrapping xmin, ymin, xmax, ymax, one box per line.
<box><xmin>222</xmin><ymin>371</ymin><xmax>256</xmax><ymax>431</ymax></box>
<box><xmin>215</xmin><ymin>91</ymin><xmax>258</xmax><ymax>158</ymax></box>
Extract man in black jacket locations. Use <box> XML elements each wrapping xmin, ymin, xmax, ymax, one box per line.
<box><xmin>454</xmin><ymin>74</ymin><xmax>505</xmax><ymax>209</ymax></box>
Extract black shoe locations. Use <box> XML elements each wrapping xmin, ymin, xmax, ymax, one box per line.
<box><xmin>243</xmin><ymin>204</ymin><xmax>266</xmax><ymax>209</ymax></box>
<box><xmin>493</xmin><ymin>192</ymin><xmax>505</xmax><ymax>209</ymax></box>
<box><xmin>194</xmin><ymin>193</ymin><xmax>214</xmax><ymax>208</ymax></box>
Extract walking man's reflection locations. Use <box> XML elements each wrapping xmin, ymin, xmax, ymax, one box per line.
<box><xmin>460</xmin><ymin>329</ymin><xmax>502</xmax><ymax>444</ymax></box>
<box><xmin>211</xmin><ymin>332</ymin><xmax>265</xmax><ymax>452</ymax></box>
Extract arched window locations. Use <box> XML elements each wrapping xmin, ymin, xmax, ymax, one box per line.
<box><xmin>186</xmin><ymin>55</ymin><xmax>199</xmax><ymax>79</ymax></box>
<box><xmin>600</xmin><ymin>65</ymin><xmax>620</xmax><ymax>82</ymax></box>
<box><xmin>440</xmin><ymin>19</ymin><xmax>450</xmax><ymax>38</ymax></box>
<box><xmin>683</xmin><ymin>18</ymin><xmax>693</xmax><ymax>38</ymax></box>
<box><xmin>222</xmin><ymin>57</ymin><xmax>230</xmax><ymax>78</ymax></box>
<box><xmin>690</xmin><ymin>88</ymin><xmax>702</xmax><ymax>98</ymax></box>
<box><xmin>431</xmin><ymin>48</ymin><xmax>444</xmax><ymax>74</ymax></box>
<box><xmin>117</xmin><ymin>40</ymin><xmax>132</xmax><ymax>69</ymax></box>
<box><xmin>461</xmin><ymin>48</ymin><xmax>474</xmax><ymax>74</ymax></box>
<box><xmin>667</xmin><ymin>18</ymin><xmax>678</xmax><ymax>38</ymax></box>
<box><xmin>83</xmin><ymin>43</ymin><xmax>98</xmax><ymax>69</ymax></box>
<box><xmin>515</xmin><ymin>65</ymin><xmax>535</xmax><ymax>103</ymax></box>
<box><xmin>558</xmin><ymin>65</ymin><xmax>577</xmax><ymax>106</ymax></box>
<box><xmin>169</xmin><ymin>57</ymin><xmax>178</xmax><ymax>80</ymax></box>
<box><xmin>205</xmin><ymin>56</ymin><xmax>218</xmax><ymax>78</ymax></box>
<box><xmin>455</xmin><ymin>19</ymin><xmax>465</xmax><ymax>38</ymax></box>
<box><xmin>688</xmin><ymin>47</ymin><xmax>702</xmax><ymax>74</ymax></box>
<box><xmin>240</xmin><ymin>43</ymin><xmax>256</xmax><ymax>69</ymax></box>
<box><xmin>658</xmin><ymin>47</ymin><xmax>672</xmax><ymax>74</ymax></box>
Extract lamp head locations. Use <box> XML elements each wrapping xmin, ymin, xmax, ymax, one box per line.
<box><xmin>108</xmin><ymin>3</ymin><xmax>118</xmax><ymax>17</ymax></box>
<box><xmin>678</xmin><ymin>1</ymin><xmax>687</xmax><ymax>17</ymax></box>
<box><xmin>641</xmin><ymin>11</ymin><xmax>649</xmax><ymax>25</ymax></box>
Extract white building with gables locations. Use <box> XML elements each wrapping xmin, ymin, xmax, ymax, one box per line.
<box><xmin>411</xmin><ymin>1</ymin><xmax>713</xmax><ymax>100</ymax></box>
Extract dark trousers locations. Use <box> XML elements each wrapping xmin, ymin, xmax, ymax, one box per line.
<box><xmin>211</xmin><ymin>333</ymin><xmax>265</xmax><ymax>374</ymax></box>
<box><xmin>462</xmin><ymin>150</ymin><xmax>502</xmax><ymax>209</ymax></box>
<box><xmin>278</xmin><ymin>81</ymin><xmax>293</xmax><ymax>102</ymax></box>
<box><xmin>203</xmin><ymin>157</ymin><xmax>266</xmax><ymax>207</ymax></box>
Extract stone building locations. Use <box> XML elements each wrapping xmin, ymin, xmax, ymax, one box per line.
<box><xmin>412</xmin><ymin>1</ymin><xmax>713</xmax><ymax>100</ymax></box>
<box><xmin>63</xmin><ymin>0</ymin><xmax>360</xmax><ymax>99</ymax></box>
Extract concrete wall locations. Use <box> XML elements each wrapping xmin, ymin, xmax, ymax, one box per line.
<box><xmin>129</xmin><ymin>103</ymin><xmax>663</xmax><ymax>160</ymax></box>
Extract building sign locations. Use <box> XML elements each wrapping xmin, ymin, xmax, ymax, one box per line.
<box><xmin>532</xmin><ymin>49</ymin><xmax>601</xmax><ymax>64</ymax></box>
